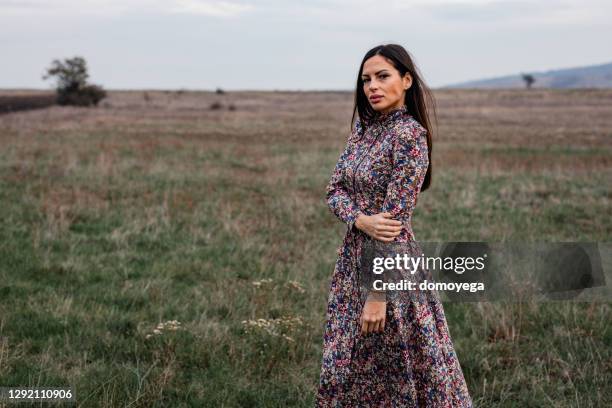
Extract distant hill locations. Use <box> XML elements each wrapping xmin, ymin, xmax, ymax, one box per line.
<box><xmin>444</xmin><ymin>61</ymin><xmax>612</xmax><ymax>89</ymax></box>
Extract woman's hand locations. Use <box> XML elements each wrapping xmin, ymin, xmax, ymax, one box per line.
<box><xmin>355</xmin><ymin>212</ymin><xmax>402</xmax><ymax>242</ymax></box>
<box><xmin>360</xmin><ymin>295</ymin><xmax>386</xmax><ymax>335</ymax></box>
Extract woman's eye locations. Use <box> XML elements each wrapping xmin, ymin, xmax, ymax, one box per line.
<box><xmin>363</xmin><ymin>78</ymin><xmax>370</xmax><ymax>83</ymax></box>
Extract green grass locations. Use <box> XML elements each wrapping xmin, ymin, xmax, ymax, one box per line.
<box><xmin>0</xmin><ymin>89</ymin><xmax>610</xmax><ymax>407</ymax></box>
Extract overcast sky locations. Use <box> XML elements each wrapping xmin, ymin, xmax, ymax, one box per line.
<box><xmin>1</xmin><ymin>0</ymin><xmax>610</xmax><ymax>90</ymax></box>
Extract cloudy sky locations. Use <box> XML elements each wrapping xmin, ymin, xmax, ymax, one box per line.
<box><xmin>1</xmin><ymin>0</ymin><xmax>610</xmax><ymax>90</ymax></box>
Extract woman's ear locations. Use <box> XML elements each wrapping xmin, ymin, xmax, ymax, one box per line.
<box><xmin>403</xmin><ymin>73</ymin><xmax>413</xmax><ymax>90</ymax></box>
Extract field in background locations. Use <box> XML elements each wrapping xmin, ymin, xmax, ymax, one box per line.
<box><xmin>0</xmin><ymin>90</ymin><xmax>56</xmax><ymax>114</ymax></box>
<box><xmin>0</xmin><ymin>89</ymin><xmax>610</xmax><ymax>407</ymax></box>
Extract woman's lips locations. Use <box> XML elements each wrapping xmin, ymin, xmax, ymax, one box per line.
<box><xmin>370</xmin><ymin>95</ymin><xmax>382</xmax><ymax>104</ymax></box>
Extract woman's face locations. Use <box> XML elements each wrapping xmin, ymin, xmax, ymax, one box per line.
<box><xmin>361</xmin><ymin>55</ymin><xmax>412</xmax><ymax>114</ymax></box>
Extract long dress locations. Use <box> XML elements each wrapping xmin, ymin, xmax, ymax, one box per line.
<box><xmin>316</xmin><ymin>105</ymin><xmax>473</xmax><ymax>407</ymax></box>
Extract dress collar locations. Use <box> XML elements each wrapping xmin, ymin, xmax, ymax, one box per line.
<box><xmin>370</xmin><ymin>105</ymin><xmax>408</xmax><ymax>126</ymax></box>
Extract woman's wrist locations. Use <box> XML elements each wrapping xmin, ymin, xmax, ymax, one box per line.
<box><xmin>366</xmin><ymin>290</ymin><xmax>386</xmax><ymax>302</ymax></box>
<box><xmin>354</xmin><ymin>213</ymin><xmax>365</xmax><ymax>230</ymax></box>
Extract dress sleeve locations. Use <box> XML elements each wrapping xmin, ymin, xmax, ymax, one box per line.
<box><xmin>381</xmin><ymin>124</ymin><xmax>429</xmax><ymax>226</ymax></box>
<box><xmin>325</xmin><ymin>120</ymin><xmax>363</xmax><ymax>231</ymax></box>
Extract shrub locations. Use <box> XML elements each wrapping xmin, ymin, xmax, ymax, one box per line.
<box><xmin>57</xmin><ymin>84</ymin><xmax>106</xmax><ymax>107</ymax></box>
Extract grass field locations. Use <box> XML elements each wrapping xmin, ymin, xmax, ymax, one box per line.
<box><xmin>0</xmin><ymin>89</ymin><xmax>610</xmax><ymax>407</ymax></box>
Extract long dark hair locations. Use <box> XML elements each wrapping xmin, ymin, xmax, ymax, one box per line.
<box><xmin>351</xmin><ymin>44</ymin><xmax>436</xmax><ymax>192</ymax></box>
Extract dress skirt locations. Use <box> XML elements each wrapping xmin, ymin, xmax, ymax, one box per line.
<box><xmin>316</xmin><ymin>229</ymin><xmax>473</xmax><ymax>407</ymax></box>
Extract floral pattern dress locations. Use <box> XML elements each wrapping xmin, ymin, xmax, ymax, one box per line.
<box><xmin>316</xmin><ymin>106</ymin><xmax>473</xmax><ymax>407</ymax></box>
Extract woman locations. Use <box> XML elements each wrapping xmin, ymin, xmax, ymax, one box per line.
<box><xmin>316</xmin><ymin>44</ymin><xmax>473</xmax><ymax>407</ymax></box>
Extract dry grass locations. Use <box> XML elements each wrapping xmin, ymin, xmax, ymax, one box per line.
<box><xmin>0</xmin><ymin>88</ymin><xmax>610</xmax><ymax>406</ymax></box>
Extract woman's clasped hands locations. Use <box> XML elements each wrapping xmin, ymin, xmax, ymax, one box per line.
<box><xmin>355</xmin><ymin>212</ymin><xmax>402</xmax><ymax>242</ymax></box>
